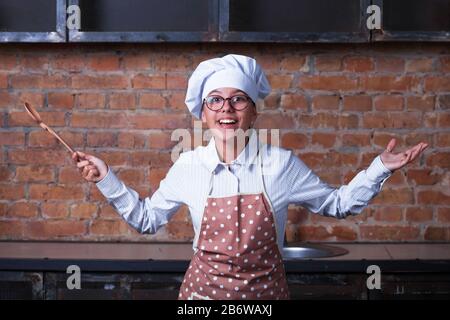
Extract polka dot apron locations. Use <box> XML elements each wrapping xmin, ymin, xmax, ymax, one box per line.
<box><xmin>178</xmin><ymin>149</ymin><xmax>290</xmax><ymax>300</ymax></box>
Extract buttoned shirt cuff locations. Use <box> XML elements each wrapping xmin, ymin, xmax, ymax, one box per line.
<box><xmin>366</xmin><ymin>155</ymin><xmax>392</xmax><ymax>183</ymax></box>
<box><xmin>95</xmin><ymin>165</ymin><xmax>123</xmax><ymax>198</ymax></box>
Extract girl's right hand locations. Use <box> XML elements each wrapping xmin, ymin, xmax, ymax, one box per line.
<box><xmin>72</xmin><ymin>151</ymin><xmax>108</xmax><ymax>183</ymax></box>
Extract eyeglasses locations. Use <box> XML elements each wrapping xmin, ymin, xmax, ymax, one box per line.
<box><xmin>203</xmin><ymin>95</ymin><xmax>253</xmax><ymax>111</ymax></box>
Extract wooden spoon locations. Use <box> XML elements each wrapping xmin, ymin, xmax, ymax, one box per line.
<box><xmin>23</xmin><ymin>102</ymin><xmax>75</xmax><ymax>154</ymax></box>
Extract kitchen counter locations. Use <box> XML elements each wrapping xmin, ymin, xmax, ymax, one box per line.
<box><xmin>1</xmin><ymin>241</ymin><xmax>449</xmax><ymax>273</ymax></box>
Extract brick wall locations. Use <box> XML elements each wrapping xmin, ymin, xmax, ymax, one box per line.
<box><xmin>0</xmin><ymin>43</ymin><xmax>449</xmax><ymax>242</ymax></box>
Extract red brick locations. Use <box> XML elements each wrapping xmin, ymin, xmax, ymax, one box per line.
<box><xmin>15</xmin><ymin>165</ymin><xmax>54</xmax><ymax>182</ymax></box>
<box><xmin>9</xmin><ymin>111</ymin><xmax>65</xmax><ymax>127</ymax></box>
<box><xmin>407</xmin><ymin>95</ymin><xmax>435</xmax><ymax>111</ymax></box>
<box><xmin>148</xmin><ymin>167</ymin><xmax>168</xmax><ymax>190</ymax></box>
<box><xmin>58</xmin><ymin>167</ymin><xmax>84</xmax><ymax>184</ymax></box>
<box><xmin>48</xmin><ymin>92</ymin><xmax>75</xmax><ymax>109</ymax></box>
<box><xmin>41</xmin><ymin>202</ymin><xmax>69</xmax><ymax>218</ymax></box>
<box><xmin>362</xmin><ymin>112</ymin><xmax>421</xmax><ymax>129</ymax></box>
<box><xmin>9</xmin><ymin>150</ymin><xmax>67</xmax><ymax>165</ymax></box>
<box><xmin>263</xmin><ymin>93</ymin><xmax>280</xmax><ymax>110</ymax></box>
<box><xmin>339</xmin><ymin>114</ymin><xmax>359</xmax><ymax>129</ymax></box>
<box><xmin>129</xmin><ymin>114</ymin><xmax>190</xmax><ymax>130</ymax></box>
<box><xmin>0</xmin><ymin>165</ymin><xmax>13</xmax><ymax>181</ymax></box>
<box><xmin>417</xmin><ymin>191</ymin><xmax>450</xmax><ymax>205</ymax></box>
<box><xmin>0</xmin><ymin>184</ymin><xmax>25</xmax><ymax>200</ymax></box>
<box><xmin>98</xmin><ymin>204</ymin><xmax>120</xmax><ymax>220</ymax></box>
<box><xmin>27</xmin><ymin>220</ymin><xmax>86</xmax><ymax>238</ymax></box>
<box><xmin>166</xmin><ymin>220</ymin><xmax>195</xmax><ymax>240</ymax></box>
<box><xmin>109</xmin><ymin>93</ymin><xmax>136</xmax><ymax>109</ymax></box>
<box><xmin>311</xmin><ymin>132</ymin><xmax>336</xmax><ymax>148</ymax></box>
<box><xmin>0</xmin><ymin>53</ymin><xmax>17</xmax><ymax>70</ymax></box>
<box><xmin>7</xmin><ymin>202</ymin><xmax>38</xmax><ymax>218</ymax></box>
<box><xmin>71</xmin><ymin>75</ymin><xmax>128</xmax><ymax>89</ymax></box>
<box><xmin>87</xmin><ymin>55</ymin><xmax>120</xmax><ymax>71</ymax></box>
<box><xmin>254</xmin><ymin>114</ymin><xmax>296</xmax><ymax>129</ymax></box>
<box><xmin>0</xmin><ymin>92</ymin><xmax>16</xmax><ymax>108</ymax></box>
<box><xmin>373</xmin><ymin>133</ymin><xmax>403</xmax><ymax>148</ymax></box>
<box><xmin>266</xmin><ymin>74</ymin><xmax>293</xmax><ymax>89</ymax></box>
<box><xmin>424</xmin><ymin>77</ymin><xmax>450</xmax><ymax>92</ymax></box>
<box><xmin>87</xmin><ymin>132</ymin><xmax>116</xmax><ymax>147</ymax></box>
<box><xmin>29</xmin><ymin>184</ymin><xmax>84</xmax><ymax>200</ymax></box>
<box><xmin>314</xmin><ymin>56</ymin><xmax>342</xmax><ymax>71</ymax></box>
<box><xmin>77</xmin><ymin>93</ymin><xmax>105</xmax><ymax>109</ymax></box>
<box><xmin>166</xmin><ymin>92</ymin><xmax>186</xmax><ymax>112</ymax></box>
<box><xmin>299</xmin><ymin>76</ymin><xmax>358</xmax><ymax>91</ymax></box>
<box><xmin>311</xmin><ymin>95</ymin><xmax>340</xmax><ymax>110</ymax></box>
<box><xmin>405</xmin><ymin>207</ymin><xmax>433</xmax><ymax>222</ymax></box>
<box><xmin>166</xmin><ymin>75</ymin><xmax>188</xmax><ymax>89</ymax></box>
<box><xmin>437</xmin><ymin>208</ymin><xmax>450</xmax><ymax>223</ymax></box>
<box><xmin>301</xmin><ymin>113</ymin><xmax>339</xmax><ymax>129</ymax></box>
<box><xmin>424</xmin><ymin>227</ymin><xmax>449</xmax><ymax>241</ymax></box>
<box><xmin>29</xmin><ymin>131</ymin><xmax>59</xmax><ymax>147</ymax></box>
<box><xmin>406</xmin><ymin>169</ymin><xmax>439</xmax><ymax>185</ymax></box>
<box><xmin>51</xmin><ymin>54</ymin><xmax>85</xmax><ymax>72</ymax></box>
<box><xmin>0</xmin><ymin>220</ymin><xmax>25</xmax><ymax>238</ymax></box>
<box><xmin>343</xmin><ymin>56</ymin><xmax>374</xmax><ymax>72</ymax></box>
<box><xmin>360</xmin><ymin>226</ymin><xmax>420</xmax><ymax>241</ymax></box>
<box><xmin>281</xmin><ymin>55</ymin><xmax>308</xmax><ymax>71</ymax></box>
<box><xmin>94</xmin><ymin>151</ymin><xmax>128</xmax><ymax>166</ymax></box>
<box><xmin>331</xmin><ymin>225</ymin><xmax>358</xmax><ymax>241</ymax></box>
<box><xmin>19</xmin><ymin>92</ymin><xmax>45</xmax><ymax>108</ymax></box>
<box><xmin>280</xmin><ymin>94</ymin><xmax>308</xmax><ymax>111</ymax></box>
<box><xmin>117</xmin><ymin>168</ymin><xmax>146</xmax><ymax>186</ymax></box>
<box><xmin>300</xmin><ymin>152</ymin><xmax>358</xmax><ymax>169</ymax></box>
<box><xmin>376</xmin><ymin>57</ymin><xmax>405</xmax><ymax>73</ymax></box>
<box><xmin>0</xmin><ymin>132</ymin><xmax>25</xmax><ymax>146</ymax></box>
<box><xmin>383</xmin><ymin>170</ymin><xmax>406</xmax><ymax>186</ymax></box>
<box><xmin>140</xmin><ymin>93</ymin><xmax>166</xmax><ymax>109</ymax></box>
<box><xmin>11</xmin><ymin>75</ymin><xmax>68</xmax><ymax>89</ymax></box>
<box><xmin>436</xmin><ymin>133</ymin><xmax>450</xmax><ymax>147</ymax></box>
<box><xmin>148</xmin><ymin>132</ymin><xmax>178</xmax><ymax>149</ymax></box>
<box><xmin>372</xmin><ymin>206</ymin><xmax>403</xmax><ymax>222</ymax></box>
<box><xmin>439</xmin><ymin>56</ymin><xmax>450</xmax><ymax>72</ymax></box>
<box><xmin>118</xmin><ymin>132</ymin><xmax>146</xmax><ymax>149</ymax></box>
<box><xmin>371</xmin><ymin>188</ymin><xmax>414</xmax><ymax>205</ymax></box>
<box><xmin>404</xmin><ymin>132</ymin><xmax>433</xmax><ymax>147</ymax></box>
<box><xmin>281</xmin><ymin>133</ymin><xmax>308</xmax><ymax>149</ymax></box>
<box><xmin>58</xmin><ymin>131</ymin><xmax>84</xmax><ymax>148</ymax></box>
<box><xmin>0</xmin><ymin>73</ymin><xmax>6</xmax><ymax>88</ymax></box>
<box><xmin>426</xmin><ymin>153</ymin><xmax>450</xmax><ymax>169</ymax></box>
<box><xmin>360</xmin><ymin>76</ymin><xmax>419</xmax><ymax>92</ymax></box>
<box><xmin>90</xmin><ymin>219</ymin><xmax>130</xmax><ymax>235</ymax></box>
<box><xmin>132</xmin><ymin>74</ymin><xmax>165</xmax><ymax>89</ymax></box>
<box><xmin>165</xmin><ymin>55</ymin><xmax>192</xmax><ymax>71</ymax></box>
<box><xmin>406</xmin><ymin>58</ymin><xmax>434</xmax><ymax>72</ymax></box>
<box><xmin>21</xmin><ymin>55</ymin><xmax>49</xmax><ymax>71</ymax></box>
<box><xmin>71</xmin><ymin>112</ymin><xmax>128</xmax><ymax>128</ymax></box>
<box><xmin>122</xmin><ymin>54</ymin><xmax>151</xmax><ymax>70</ymax></box>
<box><xmin>438</xmin><ymin>113</ymin><xmax>450</xmax><ymax>127</ymax></box>
<box><xmin>129</xmin><ymin>151</ymin><xmax>172</xmax><ymax>168</ymax></box>
<box><xmin>297</xmin><ymin>225</ymin><xmax>331</xmax><ymax>241</ymax></box>
<box><xmin>70</xmin><ymin>203</ymin><xmax>98</xmax><ymax>219</ymax></box>
<box><xmin>374</xmin><ymin>95</ymin><xmax>404</xmax><ymax>111</ymax></box>
<box><xmin>342</xmin><ymin>95</ymin><xmax>372</xmax><ymax>111</ymax></box>
<box><xmin>342</xmin><ymin>133</ymin><xmax>371</xmax><ymax>147</ymax></box>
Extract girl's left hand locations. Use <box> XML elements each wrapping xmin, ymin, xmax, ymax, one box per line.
<box><xmin>380</xmin><ymin>138</ymin><xmax>428</xmax><ymax>172</ymax></box>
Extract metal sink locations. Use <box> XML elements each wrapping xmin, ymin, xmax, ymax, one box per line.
<box><xmin>282</xmin><ymin>243</ymin><xmax>348</xmax><ymax>259</ymax></box>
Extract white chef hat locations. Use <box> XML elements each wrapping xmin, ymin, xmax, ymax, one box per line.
<box><xmin>185</xmin><ymin>54</ymin><xmax>271</xmax><ymax>119</ymax></box>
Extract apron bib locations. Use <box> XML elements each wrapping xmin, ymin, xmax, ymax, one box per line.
<box><xmin>178</xmin><ymin>149</ymin><xmax>289</xmax><ymax>300</ymax></box>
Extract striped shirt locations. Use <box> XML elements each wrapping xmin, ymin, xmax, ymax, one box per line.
<box><xmin>95</xmin><ymin>130</ymin><xmax>392</xmax><ymax>251</ymax></box>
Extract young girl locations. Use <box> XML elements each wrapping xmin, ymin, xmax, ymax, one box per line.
<box><xmin>73</xmin><ymin>54</ymin><xmax>428</xmax><ymax>300</ymax></box>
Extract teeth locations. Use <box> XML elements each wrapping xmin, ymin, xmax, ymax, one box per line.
<box><xmin>219</xmin><ymin>119</ymin><xmax>237</xmax><ymax>124</ymax></box>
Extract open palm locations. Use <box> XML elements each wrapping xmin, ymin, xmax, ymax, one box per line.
<box><xmin>380</xmin><ymin>138</ymin><xmax>428</xmax><ymax>172</ymax></box>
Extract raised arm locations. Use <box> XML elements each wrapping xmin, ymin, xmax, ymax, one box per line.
<box><xmin>73</xmin><ymin>151</ymin><xmax>185</xmax><ymax>234</ymax></box>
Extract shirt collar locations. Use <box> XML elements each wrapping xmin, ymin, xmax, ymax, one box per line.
<box><xmin>202</xmin><ymin>129</ymin><xmax>260</xmax><ymax>174</ymax></box>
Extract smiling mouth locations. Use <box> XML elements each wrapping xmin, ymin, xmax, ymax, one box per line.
<box><xmin>218</xmin><ymin>119</ymin><xmax>238</xmax><ymax>125</ymax></box>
